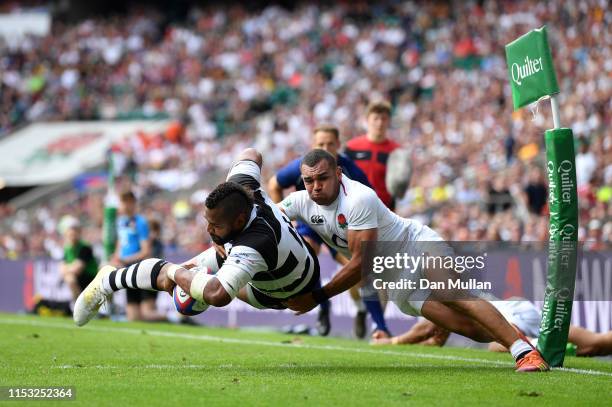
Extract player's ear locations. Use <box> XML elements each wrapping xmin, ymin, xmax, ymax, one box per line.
<box><xmin>234</xmin><ymin>211</ymin><xmax>248</xmax><ymax>229</ymax></box>
<box><xmin>336</xmin><ymin>166</ymin><xmax>342</xmax><ymax>180</ymax></box>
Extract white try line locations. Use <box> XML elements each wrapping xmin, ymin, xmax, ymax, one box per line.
<box><xmin>1</xmin><ymin>318</ymin><xmax>610</xmax><ymax>377</ymax></box>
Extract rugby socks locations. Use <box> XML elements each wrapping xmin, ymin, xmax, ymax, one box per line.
<box><xmin>510</xmin><ymin>339</ymin><xmax>534</xmax><ymax>361</ymax></box>
<box><xmin>352</xmin><ymin>297</ymin><xmax>366</xmax><ymax>312</ymax></box>
<box><xmin>364</xmin><ymin>298</ymin><xmax>389</xmax><ymax>334</ymax></box>
<box><xmin>101</xmin><ymin>258</ymin><xmax>167</xmax><ymax>294</ymax></box>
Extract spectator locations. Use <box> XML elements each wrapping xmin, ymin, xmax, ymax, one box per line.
<box><xmin>575</xmin><ymin>140</ymin><xmax>598</xmax><ymax>187</ymax></box>
<box><xmin>523</xmin><ymin>166</ymin><xmax>547</xmax><ymax>215</ymax></box>
<box><xmin>114</xmin><ymin>190</ymin><xmax>165</xmax><ymax>322</ymax></box>
<box><xmin>0</xmin><ymin>0</ymin><xmax>609</xmax><ymax>260</ymax></box>
<box><xmin>59</xmin><ymin>217</ymin><xmax>99</xmax><ymax>303</ymax></box>
<box><xmin>345</xmin><ymin>101</ymin><xmax>400</xmax><ymax>210</ymax></box>
<box><xmin>149</xmin><ymin>218</ymin><xmax>164</xmax><ymax>259</ymax></box>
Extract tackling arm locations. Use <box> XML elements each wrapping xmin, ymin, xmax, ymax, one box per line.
<box><xmin>320</xmin><ymin>228</ymin><xmax>377</xmax><ymax>298</ymax></box>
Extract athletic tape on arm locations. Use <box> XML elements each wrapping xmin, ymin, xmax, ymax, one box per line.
<box><xmin>189</xmin><ymin>272</ymin><xmax>215</xmax><ymax>303</ymax></box>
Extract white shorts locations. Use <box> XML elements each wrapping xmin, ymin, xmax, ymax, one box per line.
<box><xmin>491</xmin><ymin>299</ymin><xmax>541</xmax><ymax>338</ymax></box>
<box><xmin>392</xmin><ymin>224</ymin><xmax>449</xmax><ymax>316</ymax></box>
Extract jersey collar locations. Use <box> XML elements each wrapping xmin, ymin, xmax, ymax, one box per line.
<box><xmin>242</xmin><ymin>206</ymin><xmax>258</xmax><ymax>231</ymax></box>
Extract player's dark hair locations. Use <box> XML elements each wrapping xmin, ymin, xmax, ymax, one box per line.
<box><xmin>205</xmin><ymin>182</ymin><xmax>254</xmax><ymax>220</ymax></box>
<box><xmin>120</xmin><ymin>190</ymin><xmax>136</xmax><ymax>203</ymax></box>
<box><xmin>301</xmin><ymin>149</ymin><xmax>337</xmax><ymax>169</ymax></box>
<box><xmin>149</xmin><ymin>218</ymin><xmax>161</xmax><ymax>233</ymax></box>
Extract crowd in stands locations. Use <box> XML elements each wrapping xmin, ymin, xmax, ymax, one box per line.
<box><xmin>0</xmin><ymin>0</ymin><xmax>609</xmax><ymax>260</ymax></box>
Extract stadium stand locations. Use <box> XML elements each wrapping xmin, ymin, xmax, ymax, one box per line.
<box><xmin>0</xmin><ymin>0</ymin><xmax>609</xmax><ymax>261</ymax></box>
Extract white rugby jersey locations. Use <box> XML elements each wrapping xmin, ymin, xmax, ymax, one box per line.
<box><xmin>280</xmin><ymin>176</ymin><xmax>428</xmax><ymax>259</ymax></box>
<box><xmin>197</xmin><ymin>160</ymin><xmax>318</xmax><ymax>301</ymax></box>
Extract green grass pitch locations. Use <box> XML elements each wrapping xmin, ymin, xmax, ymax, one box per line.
<box><xmin>1</xmin><ymin>313</ymin><xmax>610</xmax><ymax>406</ymax></box>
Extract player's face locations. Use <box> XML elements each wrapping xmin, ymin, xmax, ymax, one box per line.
<box><xmin>119</xmin><ymin>198</ymin><xmax>136</xmax><ymax>216</ymax></box>
<box><xmin>312</xmin><ymin>131</ymin><xmax>340</xmax><ymax>157</ymax></box>
<box><xmin>366</xmin><ymin>112</ymin><xmax>390</xmax><ymax>140</ymax></box>
<box><xmin>204</xmin><ymin>207</ymin><xmax>246</xmax><ymax>245</ymax></box>
<box><xmin>301</xmin><ymin>160</ymin><xmax>341</xmax><ymax>206</ymax></box>
<box><xmin>65</xmin><ymin>227</ymin><xmax>79</xmax><ymax>245</ymax></box>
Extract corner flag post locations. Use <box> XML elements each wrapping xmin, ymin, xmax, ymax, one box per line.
<box><xmin>505</xmin><ymin>26</ymin><xmax>578</xmax><ymax>367</ymax></box>
<box><xmin>102</xmin><ymin>150</ymin><xmax>118</xmax><ymax>262</ymax></box>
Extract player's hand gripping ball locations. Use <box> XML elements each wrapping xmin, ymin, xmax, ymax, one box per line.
<box><xmin>172</xmin><ymin>266</ymin><xmax>214</xmax><ymax>316</ymax></box>
<box><xmin>173</xmin><ymin>285</ymin><xmax>209</xmax><ymax>316</ymax></box>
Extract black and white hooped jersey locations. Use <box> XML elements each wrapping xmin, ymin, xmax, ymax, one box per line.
<box><xmin>207</xmin><ymin>159</ymin><xmax>318</xmax><ymax>300</ymax></box>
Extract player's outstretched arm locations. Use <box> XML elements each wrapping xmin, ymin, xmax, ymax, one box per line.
<box><xmin>170</xmin><ymin>246</ymin><xmax>261</xmax><ymax>308</ymax></box>
<box><xmin>174</xmin><ymin>269</ymin><xmax>232</xmax><ymax>307</ymax></box>
<box><xmin>169</xmin><ymin>266</ymin><xmax>233</xmax><ymax>307</ymax></box>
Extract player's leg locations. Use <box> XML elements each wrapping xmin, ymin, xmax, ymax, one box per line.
<box><xmin>427</xmin><ymin>298</ymin><xmax>548</xmax><ymax>371</ymax></box>
<box><xmin>62</xmin><ymin>273</ymin><xmax>81</xmax><ymax>301</ymax></box>
<box><xmin>420</xmin><ymin>300</ymin><xmax>495</xmax><ymax>342</ymax></box>
<box><xmin>74</xmin><ymin>249</ymin><xmax>221</xmax><ymax>326</ymax></box>
<box><xmin>360</xmin><ymin>285</ymin><xmax>390</xmax><ymax>338</ymax></box>
<box><xmin>75</xmin><ymin>244</ymin><xmax>228</xmax><ymax>326</ymax></box>
<box><xmin>350</xmin><ymin>284</ymin><xmax>367</xmax><ymax>338</ymax></box>
<box><xmin>568</xmin><ymin>326</ymin><xmax>612</xmax><ymax>357</ymax></box>
<box><xmin>126</xmin><ymin>289</ymin><xmax>143</xmax><ymax>321</ymax></box>
<box><xmin>416</xmin><ymin>238</ymin><xmax>546</xmax><ymax>370</ymax></box>
<box><xmin>300</xmin><ymin>226</ymin><xmax>331</xmax><ymax>336</ymax></box>
<box><xmin>139</xmin><ymin>292</ymin><xmax>167</xmax><ymax>322</ymax></box>
<box><xmin>484</xmin><ymin>301</ymin><xmax>540</xmax><ymax>353</ymax></box>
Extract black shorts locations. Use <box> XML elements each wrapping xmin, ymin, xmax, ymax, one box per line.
<box><xmin>249</xmin><ymin>255</ymin><xmax>322</xmax><ymax>310</ymax></box>
<box><xmin>126</xmin><ymin>288</ymin><xmax>158</xmax><ymax>304</ymax></box>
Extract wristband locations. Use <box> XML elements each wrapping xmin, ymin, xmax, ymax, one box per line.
<box><xmin>311</xmin><ymin>287</ymin><xmax>329</xmax><ymax>304</ymax></box>
<box><xmin>166</xmin><ymin>264</ymin><xmax>183</xmax><ymax>282</ymax></box>
<box><xmin>189</xmin><ymin>272</ymin><xmax>214</xmax><ymax>303</ymax></box>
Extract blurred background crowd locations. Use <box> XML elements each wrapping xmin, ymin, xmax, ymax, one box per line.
<box><xmin>0</xmin><ymin>0</ymin><xmax>610</xmax><ymax>261</ymax></box>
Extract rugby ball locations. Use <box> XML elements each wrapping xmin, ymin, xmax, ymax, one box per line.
<box><xmin>173</xmin><ymin>285</ymin><xmax>209</xmax><ymax>316</ymax></box>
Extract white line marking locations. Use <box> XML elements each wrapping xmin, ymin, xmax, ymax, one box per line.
<box><xmin>1</xmin><ymin>318</ymin><xmax>610</xmax><ymax>377</ymax></box>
